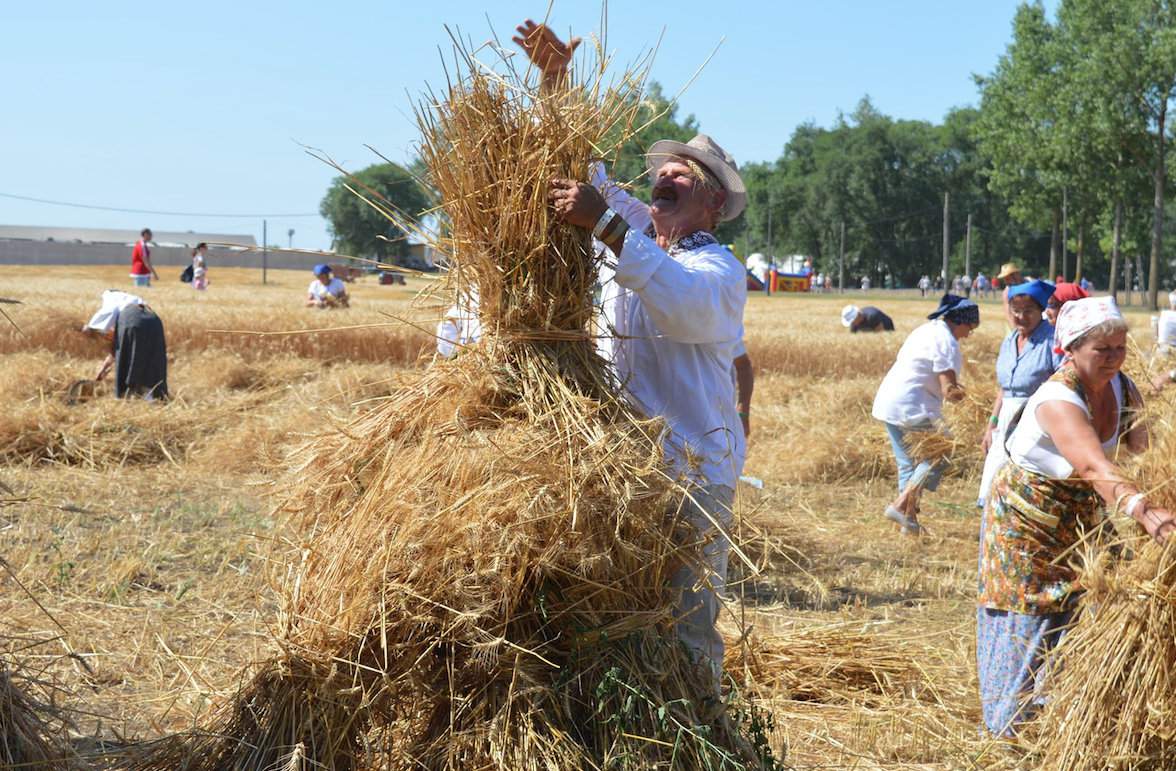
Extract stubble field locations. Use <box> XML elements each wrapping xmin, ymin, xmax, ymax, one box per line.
<box><xmin>0</xmin><ymin>265</ymin><xmax>1167</xmax><ymax>769</ymax></box>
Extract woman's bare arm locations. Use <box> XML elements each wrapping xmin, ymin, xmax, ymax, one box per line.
<box><xmin>1038</xmin><ymin>400</ymin><xmax>1173</xmax><ymax>543</ymax></box>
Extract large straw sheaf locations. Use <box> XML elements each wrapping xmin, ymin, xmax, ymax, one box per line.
<box><xmin>0</xmin><ymin>655</ymin><xmax>81</xmax><ymax>770</ymax></box>
<box><xmin>1031</xmin><ymin>389</ymin><xmax>1176</xmax><ymax>769</ymax></box>
<box><xmin>121</xmin><ymin>32</ymin><xmax>774</xmax><ymax>771</ymax></box>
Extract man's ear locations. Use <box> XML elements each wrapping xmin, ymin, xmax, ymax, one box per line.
<box><xmin>711</xmin><ymin>189</ymin><xmax>728</xmax><ymax>220</ymax></box>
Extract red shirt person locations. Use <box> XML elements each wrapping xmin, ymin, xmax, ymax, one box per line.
<box><xmin>131</xmin><ymin>228</ymin><xmax>159</xmax><ymax>287</ymax></box>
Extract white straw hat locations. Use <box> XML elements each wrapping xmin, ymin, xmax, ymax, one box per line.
<box><xmin>645</xmin><ymin>134</ymin><xmax>747</xmax><ymax>222</ymax></box>
<box><xmin>841</xmin><ymin>304</ymin><xmax>860</xmax><ymax>328</ymax></box>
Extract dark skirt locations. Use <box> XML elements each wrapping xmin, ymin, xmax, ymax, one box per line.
<box><xmin>114</xmin><ymin>305</ymin><xmax>168</xmax><ymax>400</ymax></box>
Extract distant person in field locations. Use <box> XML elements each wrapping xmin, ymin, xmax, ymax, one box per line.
<box><xmin>519</xmin><ymin>18</ymin><xmax>746</xmax><ymax>687</ymax></box>
<box><xmin>191</xmin><ymin>242</ymin><xmax>209</xmax><ymax>291</ymax></box>
<box><xmin>83</xmin><ymin>289</ymin><xmax>168</xmax><ymax>400</ymax></box>
<box><xmin>975</xmin><ymin>271</ymin><xmax>990</xmax><ymax>298</ymax></box>
<box><xmin>824</xmin><ymin>274</ymin><xmax>832</xmax><ymax>292</ymax></box>
<box><xmin>872</xmin><ymin>294</ymin><xmax>979</xmax><ymax>535</ymax></box>
<box><xmin>306</xmin><ymin>264</ymin><xmax>349</xmax><ymax>309</ymax></box>
<box><xmin>977</xmin><ymin>297</ymin><xmax>1168</xmax><ymax>738</ymax></box>
<box><xmin>130</xmin><ymin>228</ymin><xmax>159</xmax><ymax>288</ymax></box>
<box><xmin>841</xmin><ymin>304</ymin><xmax>894</xmax><ymax>333</ymax></box>
<box><xmin>977</xmin><ymin>280</ymin><xmax>1062</xmax><ymax>510</ymax></box>
<box><xmin>860</xmin><ymin>275</ymin><xmax>871</xmax><ymax>291</ymax></box>
<box><xmin>918</xmin><ymin>274</ymin><xmax>932</xmax><ymax>297</ymax></box>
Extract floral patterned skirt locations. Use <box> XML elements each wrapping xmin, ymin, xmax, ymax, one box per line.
<box><xmin>976</xmin><ymin>606</ymin><xmax>1073</xmax><ymax>737</ymax></box>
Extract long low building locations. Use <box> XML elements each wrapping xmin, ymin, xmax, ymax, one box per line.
<box><xmin>0</xmin><ymin>224</ymin><xmax>327</xmax><ymax>271</ymax></box>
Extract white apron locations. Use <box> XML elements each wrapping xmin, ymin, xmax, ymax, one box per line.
<box><xmin>977</xmin><ymin>395</ymin><xmax>1027</xmax><ymax>508</ymax></box>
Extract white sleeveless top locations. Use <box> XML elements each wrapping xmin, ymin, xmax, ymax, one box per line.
<box><xmin>1007</xmin><ymin>377</ymin><xmax>1124</xmax><ymax>479</ymax></box>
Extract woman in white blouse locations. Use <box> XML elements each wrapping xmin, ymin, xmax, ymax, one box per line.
<box><xmin>872</xmin><ymin>294</ymin><xmax>980</xmax><ymax>534</ymax></box>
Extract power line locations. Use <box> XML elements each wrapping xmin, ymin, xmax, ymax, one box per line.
<box><xmin>0</xmin><ymin>191</ymin><xmax>321</xmax><ymax>219</ymax></box>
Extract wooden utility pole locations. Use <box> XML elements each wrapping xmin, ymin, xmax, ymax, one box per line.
<box><xmin>1061</xmin><ymin>188</ymin><xmax>1068</xmax><ymax>281</ymax></box>
<box><xmin>941</xmin><ymin>192</ymin><xmax>950</xmax><ymax>287</ymax></box>
<box><xmin>1126</xmin><ymin>259</ymin><xmax>1134</xmax><ymax>307</ymax></box>
<box><xmin>1048</xmin><ymin>209</ymin><xmax>1059</xmax><ymax>283</ymax></box>
<box><xmin>1148</xmin><ymin>101</ymin><xmax>1167</xmax><ymax>311</ymax></box>
<box><xmin>965</xmin><ymin>213</ymin><xmax>973</xmax><ymax>284</ymax></box>
<box><xmin>1110</xmin><ymin>201</ymin><xmax>1122</xmax><ymax>302</ymax></box>
<box><xmin>765</xmin><ymin>195</ymin><xmax>773</xmax><ymax>296</ymax></box>
<box><xmin>838</xmin><ymin>220</ymin><xmax>846</xmax><ymax>294</ymax></box>
<box><xmin>262</xmin><ymin>219</ymin><xmax>268</xmax><ymax>285</ymax></box>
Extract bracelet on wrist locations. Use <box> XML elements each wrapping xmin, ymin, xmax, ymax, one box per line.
<box><xmin>1125</xmin><ymin>492</ymin><xmax>1147</xmax><ymax>519</ymax></box>
<box><xmin>988</xmin><ymin>415</ymin><xmax>999</xmax><ymax>426</ymax></box>
<box><xmin>738</xmin><ymin>411</ymin><xmax>750</xmax><ymax>418</ymax></box>
<box><xmin>603</xmin><ymin>218</ymin><xmax>629</xmax><ymax>246</ymax></box>
<box><xmin>591</xmin><ymin>207</ymin><xmax>618</xmax><ymax>239</ymax></box>
<box><xmin>597</xmin><ymin>214</ymin><xmax>625</xmax><ymax>243</ymax></box>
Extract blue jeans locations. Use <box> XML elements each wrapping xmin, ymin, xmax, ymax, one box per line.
<box><xmin>132</xmin><ymin>274</ymin><xmax>151</xmax><ymax>287</ymax></box>
<box><xmin>884</xmin><ymin>422</ymin><xmax>945</xmax><ymax>493</ymax></box>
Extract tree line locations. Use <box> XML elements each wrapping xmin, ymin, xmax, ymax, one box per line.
<box><xmin>320</xmin><ymin>0</ymin><xmax>1175</xmax><ymax>308</ymax></box>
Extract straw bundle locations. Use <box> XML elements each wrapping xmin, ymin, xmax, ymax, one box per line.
<box><xmin>126</xmin><ymin>35</ymin><xmax>773</xmax><ymax>771</ymax></box>
<box><xmin>1</xmin><ymin>661</ymin><xmax>77</xmax><ymax>770</ymax></box>
<box><xmin>724</xmin><ymin>622</ymin><xmax>923</xmax><ymax>706</ymax></box>
<box><xmin>1031</xmin><ymin>395</ymin><xmax>1176</xmax><ymax>769</ymax></box>
<box><xmin>1</xmin><ymin>665</ymin><xmax>56</xmax><ymax>768</ymax></box>
<box><xmin>908</xmin><ymin>382</ymin><xmax>994</xmax><ymax>479</ymax></box>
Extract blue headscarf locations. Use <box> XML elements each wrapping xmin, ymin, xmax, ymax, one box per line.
<box><xmin>1007</xmin><ymin>279</ymin><xmax>1056</xmax><ymax>311</ymax></box>
<box><xmin>928</xmin><ymin>293</ymin><xmax>979</xmax><ymax>326</ymax></box>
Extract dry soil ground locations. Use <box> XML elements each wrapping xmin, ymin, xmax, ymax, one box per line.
<box><xmin>0</xmin><ymin>266</ymin><xmax>1165</xmax><ymax>769</ymax></box>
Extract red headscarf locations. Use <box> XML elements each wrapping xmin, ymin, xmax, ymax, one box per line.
<box><xmin>1052</xmin><ymin>282</ymin><xmax>1089</xmax><ymax>306</ymax></box>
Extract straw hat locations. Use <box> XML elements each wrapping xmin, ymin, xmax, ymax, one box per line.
<box><xmin>645</xmin><ymin>134</ymin><xmax>747</xmax><ymax>222</ymax></box>
<box><xmin>997</xmin><ymin>262</ymin><xmax>1021</xmax><ymax>280</ymax></box>
<box><xmin>841</xmin><ymin>304</ymin><xmax>860</xmax><ymax>327</ymax></box>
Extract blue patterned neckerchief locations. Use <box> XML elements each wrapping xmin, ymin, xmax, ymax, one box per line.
<box><xmin>643</xmin><ymin>226</ymin><xmax>718</xmax><ymax>255</ymax></box>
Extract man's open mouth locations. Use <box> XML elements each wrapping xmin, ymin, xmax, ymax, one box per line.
<box><xmin>651</xmin><ymin>187</ymin><xmax>677</xmax><ymax>207</ymax></box>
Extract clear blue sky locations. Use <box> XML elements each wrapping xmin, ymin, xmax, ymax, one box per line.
<box><xmin>1</xmin><ymin>1</ymin><xmax>1055</xmax><ymax>252</ymax></box>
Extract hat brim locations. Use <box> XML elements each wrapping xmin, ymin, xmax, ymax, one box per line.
<box><xmin>645</xmin><ymin>140</ymin><xmax>747</xmax><ymax>222</ymax></box>
<box><xmin>997</xmin><ymin>267</ymin><xmax>1021</xmax><ymax>280</ymax></box>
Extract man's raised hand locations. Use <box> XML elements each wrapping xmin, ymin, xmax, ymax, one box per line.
<box><xmin>512</xmin><ymin>19</ymin><xmax>580</xmax><ymax>81</ymax></box>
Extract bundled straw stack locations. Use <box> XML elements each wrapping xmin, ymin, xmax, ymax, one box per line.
<box><xmin>1</xmin><ymin>661</ymin><xmax>73</xmax><ymax>770</ymax></box>
<box><xmin>909</xmin><ymin>377</ymin><xmax>994</xmax><ymax>479</ymax></box>
<box><xmin>1032</xmin><ymin>395</ymin><xmax>1176</xmax><ymax>770</ymax></box>
<box><xmin>128</xmin><ymin>35</ymin><xmax>772</xmax><ymax>771</ymax></box>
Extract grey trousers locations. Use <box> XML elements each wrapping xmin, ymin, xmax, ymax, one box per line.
<box><xmin>670</xmin><ymin>484</ymin><xmax>735</xmax><ymax>687</ymax></box>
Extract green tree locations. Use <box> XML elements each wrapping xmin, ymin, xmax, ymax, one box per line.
<box><xmin>974</xmin><ymin>2</ymin><xmax>1068</xmax><ymax>279</ymax></box>
<box><xmin>320</xmin><ymin>162</ymin><xmax>430</xmax><ymax>261</ymax></box>
<box><xmin>608</xmin><ymin>82</ymin><xmax>698</xmax><ymax>196</ymax></box>
<box><xmin>1056</xmin><ymin>0</ymin><xmax>1176</xmax><ymax>307</ymax></box>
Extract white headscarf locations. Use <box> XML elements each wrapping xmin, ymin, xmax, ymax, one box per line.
<box><xmin>85</xmin><ymin>290</ymin><xmax>144</xmax><ymax>333</ymax></box>
<box><xmin>1053</xmin><ymin>295</ymin><xmax>1123</xmax><ymax>354</ymax></box>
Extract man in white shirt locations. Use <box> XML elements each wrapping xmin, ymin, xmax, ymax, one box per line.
<box><xmin>306</xmin><ymin>264</ymin><xmax>350</xmax><ymax>309</ymax></box>
<box><xmin>516</xmin><ymin>20</ymin><xmax>746</xmax><ymax>686</ymax></box>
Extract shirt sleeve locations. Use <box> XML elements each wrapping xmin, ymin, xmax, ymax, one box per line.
<box><xmin>613</xmin><ymin>230</ymin><xmax>745</xmax><ymax>344</ymax></box>
<box><xmin>590</xmin><ymin>162</ymin><xmax>653</xmax><ymax>233</ymax></box>
<box><xmin>929</xmin><ymin>324</ymin><xmax>958</xmax><ymax>374</ymax></box>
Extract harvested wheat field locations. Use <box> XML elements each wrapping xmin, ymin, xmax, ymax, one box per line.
<box><xmin>1</xmin><ymin>266</ymin><xmax>1172</xmax><ymax>769</ymax></box>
